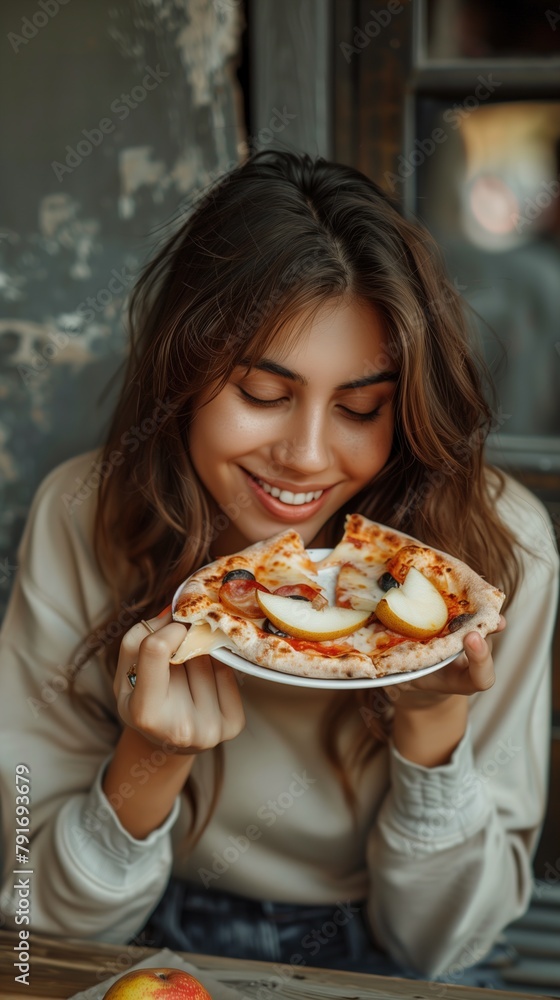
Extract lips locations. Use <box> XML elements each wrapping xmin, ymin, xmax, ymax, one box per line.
<box><xmin>257</xmin><ymin>478</ymin><xmax>324</xmax><ymax>506</ymax></box>
<box><xmin>243</xmin><ymin>470</ymin><xmax>333</xmax><ymax>521</ymax></box>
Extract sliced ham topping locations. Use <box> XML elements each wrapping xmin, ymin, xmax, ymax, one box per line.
<box><xmin>273</xmin><ymin>583</ymin><xmax>328</xmax><ymax>609</ymax></box>
<box><xmin>219</xmin><ymin>579</ymin><xmax>270</xmax><ymax>618</ymax></box>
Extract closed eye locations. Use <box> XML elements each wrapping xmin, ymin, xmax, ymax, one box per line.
<box><xmin>238</xmin><ymin>388</ymin><xmax>286</xmax><ymax>408</ymax></box>
<box><xmin>239</xmin><ymin>388</ymin><xmax>382</xmax><ymax>423</ymax></box>
<box><xmin>340</xmin><ymin>406</ymin><xmax>382</xmax><ymax>423</ymax></box>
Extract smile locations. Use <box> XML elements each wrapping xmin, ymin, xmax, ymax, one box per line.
<box><xmin>255</xmin><ymin>478</ymin><xmax>324</xmax><ymax>506</ymax></box>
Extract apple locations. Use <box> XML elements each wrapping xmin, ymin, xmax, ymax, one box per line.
<box><xmin>375</xmin><ymin>567</ymin><xmax>448</xmax><ymax>639</ymax></box>
<box><xmin>102</xmin><ymin>967</ymin><xmax>213</xmax><ymax>1000</ymax></box>
<box><xmin>257</xmin><ymin>590</ymin><xmax>370</xmax><ymax>639</ymax></box>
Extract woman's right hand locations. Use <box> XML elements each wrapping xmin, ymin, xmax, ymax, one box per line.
<box><xmin>114</xmin><ymin>611</ymin><xmax>246</xmax><ymax>753</ymax></box>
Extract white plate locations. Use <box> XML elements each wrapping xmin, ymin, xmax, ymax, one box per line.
<box><xmin>173</xmin><ymin>549</ymin><xmax>461</xmax><ymax>690</ymax></box>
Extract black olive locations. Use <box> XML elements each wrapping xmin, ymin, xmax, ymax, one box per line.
<box><xmin>263</xmin><ymin>618</ymin><xmax>289</xmax><ymax>637</ymax></box>
<box><xmin>222</xmin><ymin>569</ymin><xmax>256</xmax><ymax>583</ymax></box>
<box><xmin>378</xmin><ymin>572</ymin><xmax>399</xmax><ymax>592</ymax></box>
<box><xmin>287</xmin><ymin>594</ymin><xmax>311</xmax><ymax>601</ymax></box>
<box><xmin>448</xmin><ymin>613</ymin><xmax>475</xmax><ymax>633</ymax></box>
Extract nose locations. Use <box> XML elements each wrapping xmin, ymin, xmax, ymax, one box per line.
<box><xmin>270</xmin><ymin>407</ymin><xmax>332</xmax><ymax>476</ymax></box>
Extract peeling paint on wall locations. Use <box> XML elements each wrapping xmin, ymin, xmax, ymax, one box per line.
<box><xmin>118</xmin><ymin>146</ymin><xmax>168</xmax><ymax>218</ymax></box>
<box><xmin>0</xmin><ymin>0</ymin><xmax>245</xmax><ymax>618</ymax></box>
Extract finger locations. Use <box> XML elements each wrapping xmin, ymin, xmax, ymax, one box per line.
<box><xmin>172</xmin><ymin>657</ymin><xmax>243</xmax><ymax>747</ymax></box>
<box><xmin>212</xmin><ymin>660</ymin><xmax>246</xmax><ymax>725</ymax></box>
<box><xmin>181</xmin><ymin>655</ymin><xmax>223</xmax><ymax>719</ymax></box>
<box><xmin>463</xmin><ymin>630</ymin><xmax>495</xmax><ymax>691</ymax></box>
<box><xmin>397</xmin><ymin>659</ymin><xmax>474</xmax><ymax>697</ymax></box>
<box><xmin>494</xmin><ymin>614</ymin><xmax>506</xmax><ymax>633</ymax></box>
<box><xmin>129</xmin><ymin>623</ymin><xmax>189</xmax><ymax>706</ymax></box>
<box><xmin>119</xmin><ymin>612</ymin><xmax>183</xmax><ymax>677</ymax></box>
<box><xmin>119</xmin><ymin>613</ymin><xmax>172</xmax><ymax>666</ymax></box>
<box><xmin>138</xmin><ymin>610</ymin><xmax>172</xmax><ymax>633</ymax></box>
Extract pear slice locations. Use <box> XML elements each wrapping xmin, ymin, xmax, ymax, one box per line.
<box><xmin>375</xmin><ymin>567</ymin><xmax>448</xmax><ymax>639</ymax></box>
<box><xmin>256</xmin><ymin>591</ymin><xmax>370</xmax><ymax>640</ymax></box>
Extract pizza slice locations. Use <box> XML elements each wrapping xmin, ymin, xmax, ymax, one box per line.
<box><xmin>171</xmin><ymin>514</ymin><xmax>505</xmax><ymax>680</ymax></box>
<box><xmin>317</xmin><ymin>513</ymin><xmax>505</xmax><ymax>676</ymax></box>
<box><xmin>170</xmin><ymin>527</ymin><xmax>378</xmax><ymax>676</ymax></box>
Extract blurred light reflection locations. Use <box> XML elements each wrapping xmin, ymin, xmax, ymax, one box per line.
<box><xmin>415</xmin><ymin>100</ymin><xmax>560</xmax><ymax>439</ymax></box>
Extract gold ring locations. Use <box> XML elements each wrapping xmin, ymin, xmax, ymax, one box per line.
<box><xmin>127</xmin><ymin>664</ymin><xmax>137</xmax><ymax>689</ymax></box>
<box><xmin>140</xmin><ymin>619</ymin><xmax>155</xmax><ymax>634</ymax></box>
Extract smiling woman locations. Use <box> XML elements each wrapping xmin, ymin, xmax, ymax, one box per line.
<box><xmin>0</xmin><ymin>150</ymin><xmax>557</xmax><ymax>987</ymax></box>
<box><xmin>189</xmin><ymin>298</ymin><xmax>396</xmax><ymax>553</ymax></box>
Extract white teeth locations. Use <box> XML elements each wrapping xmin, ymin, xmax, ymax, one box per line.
<box><xmin>257</xmin><ymin>479</ymin><xmax>324</xmax><ymax>505</ymax></box>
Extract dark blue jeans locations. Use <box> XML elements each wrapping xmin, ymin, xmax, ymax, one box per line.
<box><xmin>139</xmin><ymin>879</ymin><xmax>404</xmax><ymax>975</ymax></box>
<box><xmin>136</xmin><ymin>879</ymin><xmax>512</xmax><ymax>989</ymax></box>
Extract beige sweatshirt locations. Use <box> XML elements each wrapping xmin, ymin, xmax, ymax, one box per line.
<box><xmin>0</xmin><ymin>452</ymin><xmax>557</xmax><ymax>978</ymax></box>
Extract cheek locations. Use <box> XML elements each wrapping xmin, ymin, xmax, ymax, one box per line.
<box><xmin>342</xmin><ymin>414</ymin><xmax>395</xmax><ymax>476</ymax></box>
<box><xmin>191</xmin><ymin>397</ymin><xmax>268</xmax><ymax>462</ymax></box>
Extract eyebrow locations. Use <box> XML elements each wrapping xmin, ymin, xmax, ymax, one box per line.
<box><xmin>238</xmin><ymin>358</ymin><xmax>399</xmax><ymax>390</ymax></box>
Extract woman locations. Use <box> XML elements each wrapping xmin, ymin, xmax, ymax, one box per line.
<box><xmin>0</xmin><ymin>151</ymin><xmax>557</xmax><ymax>984</ymax></box>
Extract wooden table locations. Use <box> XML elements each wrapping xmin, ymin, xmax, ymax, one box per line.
<box><xmin>0</xmin><ymin>930</ymin><xmax>546</xmax><ymax>1000</ymax></box>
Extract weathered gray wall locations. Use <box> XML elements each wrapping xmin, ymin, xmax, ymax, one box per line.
<box><xmin>0</xmin><ymin>0</ymin><xmax>245</xmax><ymax>618</ymax></box>
<box><xmin>250</xmin><ymin>0</ymin><xmax>332</xmax><ymax>158</ymax></box>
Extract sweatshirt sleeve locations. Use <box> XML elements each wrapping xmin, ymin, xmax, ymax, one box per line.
<box><xmin>0</xmin><ymin>456</ymin><xmax>181</xmax><ymax>943</ymax></box>
<box><xmin>365</xmin><ymin>477</ymin><xmax>559</xmax><ymax>978</ymax></box>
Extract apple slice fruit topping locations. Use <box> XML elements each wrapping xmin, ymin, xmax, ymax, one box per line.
<box><xmin>375</xmin><ymin>567</ymin><xmax>448</xmax><ymax>639</ymax></box>
<box><xmin>256</xmin><ymin>591</ymin><xmax>370</xmax><ymax>640</ymax></box>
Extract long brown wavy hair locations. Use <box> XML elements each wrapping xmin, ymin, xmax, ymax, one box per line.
<box><xmin>79</xmin><ymin>150</ymin><xmax>521</xmax><ymax>838</ymax></box>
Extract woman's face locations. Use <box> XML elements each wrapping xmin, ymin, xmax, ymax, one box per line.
<box><xmin>189</xmin><ymin>297</ymin><xmax>397</xmax><ymax>554</ymax></box>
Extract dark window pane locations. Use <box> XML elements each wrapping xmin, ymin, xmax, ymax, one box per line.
<box><xmin>427</xmin><ymin>0</ymin><xmax>560</xmax><ymax>59</ymax></box>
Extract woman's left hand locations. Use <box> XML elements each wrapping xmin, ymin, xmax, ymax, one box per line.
<box><xmin>387</xmin><ymin>615</ymin><xmax>506</xmax><ymax>712</ymax></box>
<box><xmin>385</xmin><ymin>616</ymin><xmax>506</xmax><ymax>766</ymax></box>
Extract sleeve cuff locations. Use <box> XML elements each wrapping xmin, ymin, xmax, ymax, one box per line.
<box><xmin>380</xmin><ymin>725</ymin><xmax>491</xmax><ymax>852</ymax></box>
<box><xmin>58</xmin><ymin>755</ymin><xmax>181</xmax><ymax>879</ymax></box>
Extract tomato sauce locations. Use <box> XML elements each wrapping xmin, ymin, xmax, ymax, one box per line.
<box><xmin>284</xmin><ymin>638</ymin><xmax>351</xmax><ymax>657</ymax></box>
